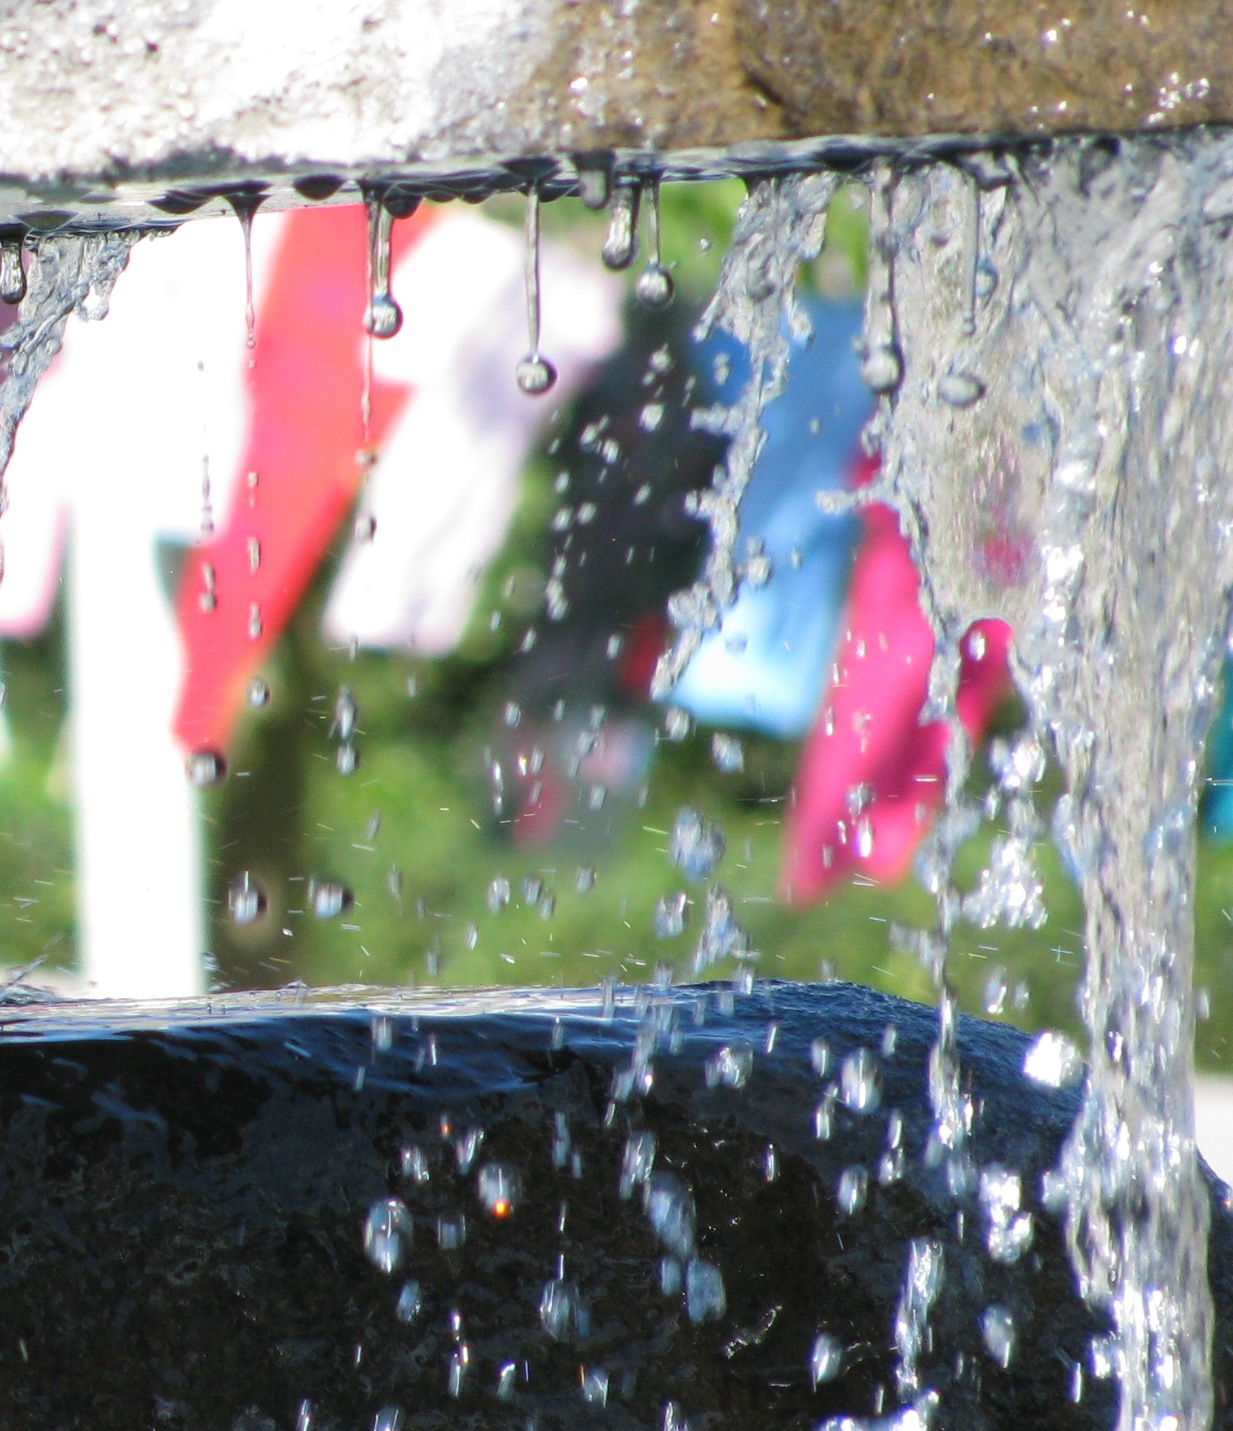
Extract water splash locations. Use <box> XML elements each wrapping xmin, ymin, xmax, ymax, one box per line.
<box><xmin>0</xmin><ymin>231</ymin><xmax>138</xmax><ymax>578</ymax></box>
<box><xmin>651</xmin><ymin>171</ymin><xmax>837</xmax><ymax>697</ymax></box>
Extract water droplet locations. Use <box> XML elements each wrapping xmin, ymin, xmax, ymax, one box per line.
<box><xmin>354</xmin><ymin>512</ymin><xmax>376</xmax><ymax>542</ymax></box>
<box><xmin>654</xmin><ymin>891</ymin><xmax>689</xmax><ymax>938</ymax></box>
<box><xmin>979</xmin><ymin>1165</ymin><xmax>1034</xmax><ymax>1263</ymax></box>
<box><xmin>436</xmin><ymin>1213</ymin><xmax>466</xmax><ymax>1249</ymax></box>
<box><xmin>1022</xmin><ymin>1029</ymin><xmax>1082</xmax><ymax>1088</ymax></box>
<box><xmin>810</xmin><ymin>1332</ymin><xmax>843</xmax><ymax>1385</ymax></box>
<box><xmin>581</xmin><ymin>1367</ymin><xmax>610</xmax><ymax>1405</ymax></box>
<box><xmin>247</xmin><ymin>675</ymin><xmax>270</xmax><ymax>707</ymax></box>
<box><xmin>228</xmin><ymin>871</ymin><xmax>267</xmax><ymax>925</ymax></box>
<box><xmin>938</xmin><ymin>369</ymin><xmax>985</xmax><ymax>408</ymax></box>
<box><xmin>295</xmin><ymin>1399</ymin><xmax>313</xmax><ymax>1431</ymax></box>
<box><xmin>363</xmin><ymin>189</ymin><xmax>403</xmax><ymax>339</ymax></box>
<box><xmin>763</xmin><ymin>1143</ymin><xmax>778</xmax><ymax>1181</ymax></box>
<box><xmin>670</xmin><ymin>806</ymin><xmax>726</xmax><ymax>881</ymax></box>
<box><xmin>516</xmin><ymin>354</ymin><xmax>557</xmax><ymax>394</ymax></box>
<box><xmin>662</xmin><ymin>1402</ymin><xmax>690</xmax><ymax>1431</ymax></box>
<box><xmin>394</xmin><ymin>1280</ymin><xmax>422</xmax><ymax>1323</ymax></box>
<box><xmin>644</xmin><ymin>1173</ymin><xmax>696</xmax><ymax>1259</ymax></box>
<box><xmin>711</xmin><ymin>733</ymin><xmax>744</xmax><ymax>773</ymax></box>
<box><xmin>705</xmin><ymin>1041</ymin><xmax>753</xmax><ymax>1090</ymax></box>
<box><xmin>981</xmin><ymin>1305</ymin><xmax>1016</xmax><ymax>1368</ymax></box>
<box><xmin>309</xmin><ymin>878</ymin><xmax>353</xmax><ymax>920</ymax></box>
<box><xmin>247</xmin><ymin>602</ymin><xmax>263</xmax><ymax>640</ymax></box>
<box><xmin>0</xmin><ymin>237</ymin><xmax>26</xmax><ymax>305</ymax></box>
<box><xmin>837</xmin><ymin>1164</ymin><xmax>869</xmax><ymax>1214</ymax></box>
<box><xmin>663</xmin><ymin>706</ymin><xmax>693</xmax><ymax>741</ymax></box>
<box><xmin>477</xmin><ymin>1163</ymin><xmax>519</xmax><ymax>1218</ymax></box>
<box><xmin>575</xmin><ymin>865</ymin><xmax>597</xmax><ymax>893</ymax></box>
<box><xmin>363</xmin><ymin>1197</ymin><xmax>413</xmax><ymax>1275</ymax></box>
<box><xmin>839</xmin><ymin>1048</ymin><xmax>882</xmax><ymax>1113</ymax></box>
<box><xmin>685</xmin><ymin>1257</ymin><xmax>727</xmax><ymax>1322</ymax></box>
<box><xmin>372</xmin><ymin>1408</ymin><xmax>403</xmax><ymax>1431</ymax></box>
<box><xmin>620</xmin><ymin>1131</ymin><xmax>656</xmax><ymax>1197</ymax></box>
<box><xmin>602</xmin><ymin>184</ymin><xmax>641</xmax><ymax>270</ymax></box>
<box><xmin>860</xmin><ymin>341</ymin><xmax>903</xmax><ymax>393</ymax></box>
<box><xmin>186</xmin><ymin>748</ymin><xmax>226</xmax><ymax>787</ymax></box>
<box><xmin>486</xmin><ymin>876</ymin><xmax>511</xmax><ymax>913</ymax></box>
<box><xmin>637</xmin><ymin>264</ymin><xmax>675</xmax><ymax>308</ymax></box>
<box><xmin>540</xmin><ymin>1277</ymin><xmax>588</xmax><ymax>1339</ymax></box>
<box><xmin>496</xmin><ymin>1361</ymin><xmax>517</xmax><ymax>1399</ymax></box>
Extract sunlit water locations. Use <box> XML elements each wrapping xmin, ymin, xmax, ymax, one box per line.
<box><xmin>1</xmin><ymin>133</ymin><xmax>1231</xmax><ymax>1429</ymax></box>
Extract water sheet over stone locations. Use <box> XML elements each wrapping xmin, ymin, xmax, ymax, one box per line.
<box><xmin>867</xmin><ymin>131</ymin><xmax>1233</xmax><ymax>1430</ymax></box>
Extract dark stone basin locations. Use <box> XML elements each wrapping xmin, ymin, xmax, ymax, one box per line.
<box><xmin>0</xmin><ymin>981</ymin><xmax>1226</xmax><ymax>1429</ymax></box>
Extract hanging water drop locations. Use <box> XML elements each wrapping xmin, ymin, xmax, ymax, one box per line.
<box><xmin>576</xmin><ymin>159</ymin><xmax>612</xmax><ymax>211</ymax></box>
<box><xmin>363</xmin><ymin>188</ymin><xmax>404</xmax><ymax>340</ymax></box>
<box><xmin>0</xmin><ymin>236</ymin><xmax>25</xmax><ymax>306</ymax></box>
<box><xmin>636</xmin><ymin>178</ymin><xmax>675</xmax><ymax>309</ymax></box>
<box><xmin>515</xmin><ymin>186</ymin><xmax>557</xmax><ymax>395</ymax></box>
<box><xmin>247</xmin><ymin>675</ymin><xmax>270</xmax><ymax>708</ymax></box>
<box><xmin>226</xmin><ymin>191</ymin><xmax>262</xmax><ymax>349</ymax></box>
<box><xmin>601</xmin><ymin>183</ymin><xmax>641</xmax><ymax>270</ymax></box>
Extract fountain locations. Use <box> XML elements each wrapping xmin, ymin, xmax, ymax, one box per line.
<box><xmin>0</xmin><ymin>4</ymin><xmax>1232</xmax><ymax>1430</ymax></box>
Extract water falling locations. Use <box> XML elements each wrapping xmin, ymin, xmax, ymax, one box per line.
<box><xmin>0</xmin><ymin>230</ymin><xmax>139</xmax><ymax>543</ymax></box>
<box><xmin>652</xmin><ymin>171</ymin><xmax>837</xmax><ymax>697</ymax></box>
<box><xmin>869</xmin><ymin>132</ymin><xmax>1233</xmax><ymax>1431</ymax></box>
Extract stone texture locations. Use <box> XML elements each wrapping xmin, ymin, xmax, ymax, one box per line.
<box><xmin>0</xmin><ymin>982</ymin><xmax>1229</xmax><ymax>1428</ymax></box>
<box><xmin>0</xmin><ymin>1</ymin><xmax>1231</xmax><ymax>230</ymax></box>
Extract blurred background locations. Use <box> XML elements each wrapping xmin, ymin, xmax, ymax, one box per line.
<box><xmin>2</xmin><ymin>178</ymin><xmax>1233</xmax><ymax>1085</ymax></box>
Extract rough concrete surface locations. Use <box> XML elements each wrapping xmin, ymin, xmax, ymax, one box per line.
<box><xmin>0</xmin><ymin>1</ymin><xmax>1230</xmax><ymax>228</ymax></box>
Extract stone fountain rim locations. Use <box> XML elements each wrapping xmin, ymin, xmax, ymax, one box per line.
<box><xmin>3</xmin><ymin>124</ymin><xmax>1226</xmax><ymax>236</ymax></box>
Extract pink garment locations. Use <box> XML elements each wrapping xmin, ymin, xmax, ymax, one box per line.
<box><xmin>783</xmin><ymin>463</ymin><xmax>1011</xmax><ymax>903</ymax></box>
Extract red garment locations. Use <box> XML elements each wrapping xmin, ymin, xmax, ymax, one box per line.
<box><xmin>172</xmin><ymin>204</ymin><xmax>433</xmax><ymax>756</ymax></box>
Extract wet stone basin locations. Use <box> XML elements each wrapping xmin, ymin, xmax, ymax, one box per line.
<box><xmin>0</xmin><ymin>982</ymin><xmax>1228</xmax><ymax>1429</ymax></box>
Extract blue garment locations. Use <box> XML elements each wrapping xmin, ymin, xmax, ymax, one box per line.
<box><xmin>669</xmin><ymin>298</ymin><xmax>869</xmax><ymax>738</ymax></box>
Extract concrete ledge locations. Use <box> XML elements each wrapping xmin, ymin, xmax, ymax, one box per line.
<box><xmin>0</xmin><ymin>1</ymin><xmax>1229</xmax><ymax>228</ymax></box>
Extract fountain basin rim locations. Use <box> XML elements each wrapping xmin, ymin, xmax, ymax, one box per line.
<box><xmin>0</xmin><ymin>126</ymin><xmax>1222</xmax><ymax>236</ymax></box>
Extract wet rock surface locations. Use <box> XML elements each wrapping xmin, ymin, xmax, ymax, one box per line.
<box><xmin>0</xmin><ymin>981</ymin><xmax>1227</xmax><ymax>1429</ymax></box>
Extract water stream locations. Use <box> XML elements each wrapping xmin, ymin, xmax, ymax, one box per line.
<box><xmin>869</xmin><ymin>132</ymin><xmax>1233</xmax><ymax>1431</ymax></box>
